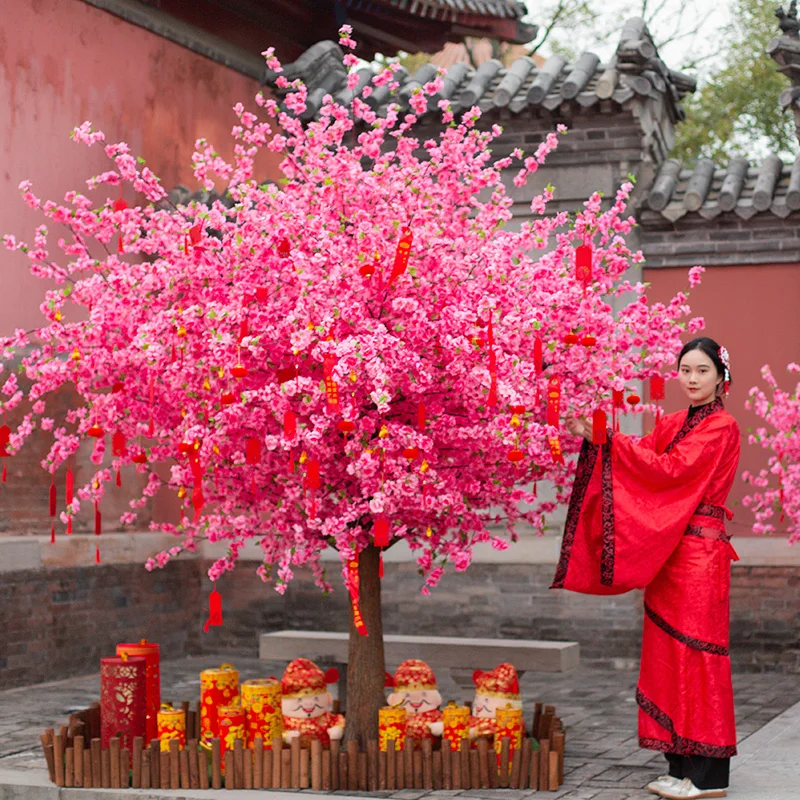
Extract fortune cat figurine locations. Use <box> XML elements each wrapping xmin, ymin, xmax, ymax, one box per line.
<box><xmin>281</xmin><ymin>658</ymin><xmax>345</xmax><ymax>747</ymax></box>
<box><xmin>386</xmin><ymin>659</ymin><xmax>444</xmax><ymax>739</ymax></box>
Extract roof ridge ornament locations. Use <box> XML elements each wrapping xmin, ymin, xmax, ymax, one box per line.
<box><xmin>776</xmin><ymin>1</ymin><xmax>800</xmax><ymax>38</ymax></box>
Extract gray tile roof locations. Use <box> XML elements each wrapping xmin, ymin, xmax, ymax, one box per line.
<box><xmin>380</xmin><ymin>0</ymin><xmax>529</xmax><ymax>20</ymax></box>
<box><xmin>266</xmin><ymin>17</ymin><xmax>695</xmax><ymax>123</ymax></box>
<box><xmin>647</xmin><ymin>155</ymin><xmax>800</xmax><ymax>220</ymax></box>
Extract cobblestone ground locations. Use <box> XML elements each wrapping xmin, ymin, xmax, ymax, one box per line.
<box><xmin>2</xmin><ymin>656</ymin><xmax>798</xmax><ymax>800</ymax></box>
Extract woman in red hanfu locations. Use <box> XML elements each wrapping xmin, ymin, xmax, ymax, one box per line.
<box><xmin>553</xmin><ymin>337</ymin><xmax>739</xmax><ymax>800</ymax></box>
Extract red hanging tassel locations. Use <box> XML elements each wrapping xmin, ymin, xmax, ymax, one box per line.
<box><xmin>592</xmin><ymin>410</ymin><xmax>607</xmax><ymax>445</ymax></box>
<box><xmin>1</xmin><ymin>461</ymin><xmax>6</xmax><ymax>483</ymax></box>
<box><xmin>95</xmin><ymin>501</ymin><xmax>101</xmax><ymax>563</ymax></box>
<box><xmin>379</xmin><ymin>553</ymin><xmax>385</xmax><ymax>579</ymax></box>
<box><xmin>418</xmin><ymin>401</ymin><xmax>426</xmax><ymax>431</ymax></box>
<box><xmin>148</xmin><ymin>375</ymin><xmax>155</xmax><ymax>436</ymax></box>
<box><xmin>306</xmin><ymin>459</ymin><xmax>320</xmax><ymax>518</ymax></box>
<box><xmin>65</xmin><ymin>467</ymin><xmax>74</xmax><ymax>535</ymax></box>
<box><xmin>487</xmin><ymin>315</ymin><xmax>498</xmax><ymax>408</ymax></box>
<box><xmin>50</xmin><ymin>477</ymin><xmax>57</xmax><ymax>542</ymax></box>
<box><xmin>203</xmin><ymin>582</ymin><xmax>223</xmax><ymax>632</ymax></box>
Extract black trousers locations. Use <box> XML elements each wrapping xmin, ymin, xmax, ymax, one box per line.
<box><xmin>665</xmin><ymin>753</ymin><xmax>730</xmax><ymax>789</ymax></box>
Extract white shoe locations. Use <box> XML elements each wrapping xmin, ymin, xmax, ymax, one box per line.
<box><xmin>657</xmin><ymin>777</ymin><xmax>727</xmax><ymax>799</ymax></box>
<box><xmin>647</xmin><ymin>775</ymin><xmax>682</xmax><ymax>795</ymax></box>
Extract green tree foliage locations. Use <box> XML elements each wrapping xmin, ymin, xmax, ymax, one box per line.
<box><xmin>671</xmin><ymin>0</ymin><xmax>798</xmax><ymax>163</ymax></box>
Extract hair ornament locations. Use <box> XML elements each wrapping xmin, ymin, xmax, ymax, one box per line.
<box><xmin>718</xmin><ymin>345</ymin><xmax>731</xmax><ymax>395</ymax></box>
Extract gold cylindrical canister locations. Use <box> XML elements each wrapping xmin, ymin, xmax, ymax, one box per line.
<box><xmin>200</xmin><ymin>663</ymin><xmax>239</xmax><ymax>744</ymax></box>
<box><xmin>241</xmin><ymin>678</ymin><xmax>283</xmax><ymax>749</ymax></box>
<box><xmin>218</xmin><ymin>704</ymin><xmax>246</xmax><ymax>770</ymax></box>
<box><xmin>494</xmin><ymin>705</ymin><xmax>524</xmax><ymax>756</ymax></box>
<box><xmin>378</xmin><ymin>706</ymin><xmax>407</xmax><ymax>752</ymax></box>
<box><xmin>442</xmin><ymin>702</ymin><xmax>470</xmax><ymax>746</ymax></box>
<box><xmin>157</xmin><ymin>704</ymin><xmax>186</xmax><ymax>752</ymax></box>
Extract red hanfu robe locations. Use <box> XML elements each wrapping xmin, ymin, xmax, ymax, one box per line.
<box><xmin>552</xmin><ymin>398</ymin><xmax>740</xmax><ymax>759</ymax></box>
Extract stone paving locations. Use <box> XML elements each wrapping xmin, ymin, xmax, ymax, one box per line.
<box><xmin>1</xmin><ymin>656</ymin><xmax>799</xmax><ymax>800</ymax></box>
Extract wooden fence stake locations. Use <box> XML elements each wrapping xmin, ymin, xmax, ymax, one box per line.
<box><xmin>432</xmin><ymin>748</ymin><xmax>443</xmax><ymax>790</ymax></box>
<box><xmin>330</xmin><ymin>739</ymin><xmax>340</xmax><ymax>791</ymax></box>
<box><xmin>412</xmin><ymin>747</ymin><xmax>423</xmax><ymax>790</ymax></box>
<box><xmin>477</xmin><ymin>737</ymin><xmax>489</xmax><ymax>788</ymax></box>
<box><xmin>358</xmin><ymin>751</ymin><xmax>368</xmax><ymax>791</ymax></box>
<box><xmin>149</xmin><ymin>740</ymin><xmax>160</xmax><ymax>790</ymax></box>
<box><xmin>290</xmin><ymin>735</ymin><xmax>301</xmax><ymax>788</ymax></box>
<box><xmin>252</xmin><ymin>739</ymin><xmax>263</xmax><ymax>789</ymax></box>
<box><xmin>261</xmin><ymin>742</ymin><xmax>272</xmax><ymax>789</ymax></box>
<box><xmin>159</xmin><ymin>749</ymin><xmax>169</xmax><ymax>790</ymax></box>
<box><xmin>553</xmin><ymin>730</ymin><xmax>565</xmax><ymax>785</ymax></box>
<box><xmin>121</xmin><ymin>747</ymin><xmax>131</xmax><ymax>788</ymax></box>
<box><xmin>110</xmin><ymin>737</ymin><xmax>121</xmax><ymax>789</ymax></box>
<box><xmin>74</xmin><ymin>735</ymin><xmax>84</xmax><ymax>787</ymax></box>
<box><xmin>198</xmin><ymin>747</ymin><xmax>209</xmax><ymax>790</ymax></box>
<box><xmin>422</xmin><ymin>738</ymin><xmax>433</xmax><ymax>790</ymax></box>
<box><xmin>529</xmin><ymin>742</ymin><xmax>539</xmax><ymax>792</ymax></box>
<box><xmin>322</xmin><ymin>748</ymin><xmax>332</xmax><ymax>791</ymax></box>
<box><xmin>338</xmin><ymin>751</ymin><xmax>348</xmax><ymax>792</ymax></box>
<box><xmin>442</xmin><ymin>738</ymin><xmax>452</xmax><ymax>789</ymax></box>
<box><xmin>460</xmin><ymin>737</ymin><xmax>470</xmax><ymax>790</ymax></box>
<box><xmin>40</xmin><ymin>734</ymin><xmax>56</xmax><ymax>784</ymax></box>
<box><xmin>395</xmin><ymin>747</ymin><xmax>405</xmax><ymax>789</ymax></box>
<box><xmin>538</xmin><ymin>739</ymin><xmax>550</xmax><ymax>790</ymax></box>
<box><xmin>469</xmin><ymin>748</ymin><xmax>480</xmax><ymax>789</ymax></box>
<box><xmin>404</xmin><ymin>738</ymin><xmax>414</xmax><ymax>788</ymax></box>
<box><xmin>102</xmin><ymin>746</ymin><xmax>112</xmax><ymax>788</ymax></box>
<box><xmin>379</xmin><ymin>749</ymin><xmax>387</xmax><ymax>790</ymax></box>
<box><xmin>83</xmin><ymin>747</ymin><xmax>93</xmax><ymax>789</ymax></box>
<box><xmin>281</xmin><ymin>747</ymin><xmax>291</xmax><ymax>789</ymax></box>
<box><xmin>130</xmin><ymin>737</ymin><xmax>141</xmax><ymax>789</ymax></box>
<box><xmin>235</xmin><ymin>738</ymin><xmax>246</xmax><ymax>789</ymax></box>
<box><xmin>140</xmin><ymin>747</ymin><xmax>150</xmax><ymax>789</ymax></box>
<box><xmin>224</xmin><ymin>751</ymin><xmax>234</xmax><ymax>789</ymax></box>
<box><xmin>486</xmin><ymin>740</ymin><xmax>497</xmax><ymax>789</ymax></box>
<box><xmin>519</xmin><ymin>738</ymin><xmax>532</xmax><ymax>790</ymax></box>
<box><xmin>53</xmin><ymin>735</ymin><xmax>65</xmax><ymax>787</ymax></box>
<box><xmin>243</xmin><ymin>745</ymin><xmax>253</xmax><ymax>790</ymax></box>
<box><xmin>300</xmin><ymin>744</ymin><xmax>310</xmax><ymax>789</ymax></box>
<box><xmin>311</xmin><ymin>739</ymin><xmax>322</xmax><ymax>791</ymax></box>
<box><xmin>180</xmin><ymin>747</ymin><xmax>190</xmax><ymax>789</ymax></box>
<box><xmin>188</xmin><ymin>740</ymin><xmax>199</xmax><ymax>789</ymax></box>
<box><xmin>65</xmin><ymin>747</ymin><xmax>74</xmax><ymax>788</ymax></box>
<box><xmin>272</xmin><ymin>738</ymin><xmax>282</xmax><ymax>789</ymax></box>
<box><xmin>211</xmin><ymin>738</ymin><xmax>222</xmax><ymax>790</ymax></box>
<box><xmin>169</xmin><ymin>738</ymin><xmax>180</xmax><ymax>789</ymax></box>
<box><xmin>549</xmin><ymin>749</ymin><xmax>559</xmax><ymax>791</ymax></box>
<box><xmin>347</xmin><ymin>739</ymin><xmax>359</xmax><ymax>791</ymax></box>
<box><xmin>510</xmin><ymin>742</ymin><xmax>522</xmax><ymax>789</ymax></box>
<box><xmin>386</xmin><ymin>739</ymin><xmax>396</xmax><ymax>790</ymax></box>
<box><xmin>367</xmin><ymin>739</ymin><xmax>379</xmax><ymax>791</ymax></box>
<box><xmin>533</xmin><ymin>702</ymin><xmax>543</xmax><ymax>739</ymax></box>
<box><xmin>499</xmin><ymin>737</ymin><xmax>511</xmax><ymax>788</ymax></box>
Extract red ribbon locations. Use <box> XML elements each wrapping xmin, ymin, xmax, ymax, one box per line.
<box><xmin>389</xmin><ymin>228</ymin><xmax>412</xmax><ymax>283</ymax></box>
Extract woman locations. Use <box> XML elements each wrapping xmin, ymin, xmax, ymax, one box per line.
<box><xmin>552</xmin><ymin>337</ymin><xmax>740</xmax><ymax>800</ymax></box>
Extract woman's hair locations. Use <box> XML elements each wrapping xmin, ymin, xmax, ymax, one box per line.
<box><xmin>677</xmin><ymin>337</ymin><xmax>732</xmax><ymax>388</ymax></box>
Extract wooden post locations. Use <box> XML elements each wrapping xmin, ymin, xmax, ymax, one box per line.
<box><xmin>442</xmin><ymin>738</ymin><xmax>452</xmax><ymax>790</ymax></box>
<box><xmin>553</xmin><ymin>730</ymin><xmax>565</xmax><ymax>785</ymax></box>
<box><xmin>149</xmin><ymin>740</ymin><xmax>160</xmax><ymax>790</ymax></box>
<box><xmin>110</xmin><ymin>737</ymin><xmax>121</xmax><ymax>789</ymax></box>
<box><xmin>290</xmin><ymin>735</ymin><xmax>301</xmax><ymax>788</ymax></box>
<box><xmin>73</xmin><ymin>735</ymin><xmax>84</xmax><ymax>787</ymax></box>
<box><xmin>460</xmin><ymin>737</ymin><xmax>470</xmax><ymax>790</ymax></box>
<box><xmin>235</xmin><ymin>738</ymin><xmax>246</xmax><ymax>789</ymax></box>
<box><xmin>243</xmin><ymin>746</ymin><xmax>253</xmax><ymax>790</ymax></box>
<box><xmin>469</xmin><ymin>748</ymin><xmax>480</xmax><ymax>790</ymax></box>
<box><xmin>347</xmin><ymin>739</ymin><xmax>358</xmax><ymax>791</ymax></box>
<box><xmin>121</xmin><ymin>747</ymin><xmax>131</xmax><ymax>788</ymax></box>
<box><xmin>198</xmin><ymin>747</ymin><xmax>209</xmax><ymax>790</ymax></box>
<box><xmin>300</xmin><ymin>745</ymin><xmax>310</xmax><ymax>789</ymax></box>
<box><xmin>250</xmin><ymin>740</ymin><xmax>261</xmax><ymax>789</ymax></box>
<box><xmin>422</xmin><ymin>738</ymin><xmax>433</xmax><ymax>790</ymax></box>
<box><xmin>477</xmin><ymin>737</ymin><xmax>489</xmax><ymax>788</ymax></box>
<box><xmin>102</xmin><ymin>746</ymin><xmax>112</xmax><ymax>788</ymax></box>
<box><xmin>499</xmin><ymin>737</ymin><xmax>511</xmax><ymax>789</ymax></box>
<box><xmin>311</xmin><ymin>739</ymin><xmax>323</xmax><ymax>791</ymax></box>
<box><xmin>180</xmin><ymin>748</ymin><xmax>190</xmax><ymax>789</ymax></box>
<box><xmin>187</xmin><ymin>709</ymin><xmax>196</xmax><ymax>742</ymax></box>
<box><xmin>510</xmin><ymin>742</ymin><xmax>522</xmax><ymax>789</ymax></box>
<box><xmin>367</xmin><ymin>739</ymin><xmax>379</xmax><ymax>791</ymax></box>
<box><xmin>130</xmin><ymin>736</ymin><xmax>141</xmax><ymax>789</ymax></box>
<box><xmin>542</xmin><ymin>706</ymin><xmax>555</xmax><ymax>739</ymax></box>
<box><xmin>261</xmin><ymin>742</ymin><xmax>272</xmax><ymax>789</ymax></box>
<box><xmin>140</xmin><ymin>747</ymin><xmax>150</xmax><ymax>790</ymax></box>
<box><xmin>338</xmin><ymin>751</ymin><xmax>348</xmax><ymax>792</ymax></box>
<box><xmin>53</xmin><ymin>734</ymin><xmax>65</xmax><ymax>787</ymax></box>
<box><xmin>281</xmin><ymin>747</ymin><xmax>292</xmax><ymax>789</ymax></box>
<box><xmin>529</xmin><ymin>742</ymin><xmax>539</xmax><ymax>792</ymax></box>
<box><xmin>40</xmin><ymin>733</ymin><xmax>56</xmax><ymax>784</ymax></box>
<box><xmin>224</xmin><ymin>752</ymin><xmax>234</xmax><ymax>789</ymax></box>
<box><xmin>404</xmin><ymin>738</ymin><xmax>414</xmax><ymax>788</ymax></box>
<box><xmin>64</xmin><ymin>747</ymin><xmax>74</xmax><ymax>788</ymax></box>
<box><xmin>322</xmin><ymin>748</ymin><xmax>332</xmax><ymax>791</ymax></box>
<box><xmin>188</xmin><ymin>740</ymin><xmax>200</xmax><ymax>789</ymax></box>
<box><xmin>159</xmin><ymin>749</ymin><xmax>169</xmax><ymax>790</ymax></box>
<box><xmin>169</xmin><ymin>737</ymin><xmax>180</xmax><ymax>789</ymax></box>
<box><xmin>533</xmin><ymin>702</ymin><xmax>543</xmax><ymax>739</ymax></box>
<box><xmin>432</xmin><ymin>748</ymin><xmax>442</xmax><ymax>790</ymax></box>
<box><xmin>395</xmin><ymin>747</ymin><xmax>405</xmax><ymax>789</ymax></box>
<box><xmin>272</xmin><ymin>737</ymin><xmax>282</xmax><ymax>789</ymax></box>
<box><xmin>330</xmin><ymin>739</ymin><xmax>340</xmax><ymax>791</ymax></box>
<box><xmin>358</xmin><ymin>752</ymin><xmax>368</xmax><ymax>791</ymax></box>
<box><xmin>386</xmin><ymin>739</ymin><xmax>396</xmax><ymax>790</ymax></box>
<box><xmin>538</xmin><ymin>739</ymin><xmax>550</xmax><ymax>791</ymax></box>
<box><xmin>211</xmin><ymin>738</ymin><xmax>222</xmax><ymax>790</ymax></box>
<box><xmin>519</xmin><ymin>738</ymin><xmax>532</xmax><ymax>790</ymax></box>
<box><xmin>549</xmin><ymin>750</ymin><xmax>559</xmax><ymax>791</ymax></box>
<box><xmin>379</xmin><ymin>749</ymin><xmax>387</xmax><ymax>790</ymax></box>
<box><xmin>412</xmin><ymin>747</ymin><xmax>423</xmax><ymax>790</ymax></box>
<box><xmin>485</xmin><ymin>740</ymin><xmax>497</xmax><ymax>789</ymax></box>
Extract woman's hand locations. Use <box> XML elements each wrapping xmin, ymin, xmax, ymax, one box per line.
<box><xmin>565</xmin><ymin>411</ymin><xmax>594</xmax><ymax>442</ymax></box>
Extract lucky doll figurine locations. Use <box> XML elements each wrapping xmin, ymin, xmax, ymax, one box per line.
<box><xmin>468</xmin><ymin>663</ymin><xmax>523</xmax><ymax>740</ymax></box>
<box><xmin>386</xmin><ymin>659</ymin><xmax>444</xmax><ymax>740</ymax></box>
<box><xmin>281</xmin><ymin>658</ymin><xmax>345</xmax><ymax>747</ymax></box>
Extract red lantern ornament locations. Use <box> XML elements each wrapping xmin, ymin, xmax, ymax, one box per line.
<box><xmin>278</xmin><ymin>238</ymin><xmax>291</xmax><ymax>257</ymax></box>
<box><xmin>507</xmin><ymin>449</ymin><xmax>524</xmax><ymax>463</ymax></box>
<box><xmin>113</xmin><ymin>197</ymin><xmax>128</xmax><ymax>213</ymax></box>
<box><xmin>245</xmin><ymin>437</ymin><xmax>261</xmax><ymax>465</ymax></box>
<box><xmin>177</xmin><ymin>441</ymin><xmax>193</xmax><ymax>455</ymax></box>
<box><xmin>359</xmin><ymin>263</ymin><xmax>375</xmax><ymax>278</ymax></box>
<box><xmin>650</xmin><ymin>374</ymin><xmax>666</xmax><ymax>423</ymax></box>
<box><xmin>575</xmin><ymin>243</ymin><xmax>593</xmax><ymax>295</ymax></box>
<box><xmin>112</xmin><ymin>381</ymin><xmax>125</xmax><ymax>394</ymax></box>
<box><xmin>221</xmin><ymin>392</ymin><xmax>236</xmax><ymax>405</ymax></box>
<box><xmin>627</xmin><ymin>393</ymin><xmax>641</xmax><ymax>406</ymax></box>
<box><xmin>0</xmin><ymin>424</ymin><xmax>11</xmax><ymax>460</ymax></box>
<box><xmin>231</xmin><ymin>364</ymin><xmax>247</xmax><ymax>379</ymax></box>
<box><xmin>546</xmin><ymin>377</ymin><xmax>561</xmax><ymax>428</ymax></box>
<box><xmin>373</xmin><ymin>515</ymin><xmax>391</xmax><ymax>547</ymax></box>
<box><xmin>389</xmin><ymin>227</ymin><xmax>413</xmax><ymax>283</ymax></box>
<box><xmin>204</xmin><ymin>582</ymin><xmax>223</xmax><ymax>632</ymax></box>
<box><xmin>592</xmin><ymin>410</ymin><xmax>608</xmax><ymax>445</ymax></box>
<box><xmin>256</xmin><ymin>286</ymin><xmax>269</xmax><ymax>302</ymax></box>
<box><xmin>563</xmin><ymin>332</ymin><xmax>578</xmax><ymax>346</ymax></box>
<box><xmin>131</xmin><ymin>450</ymin><xmax>147</xmax><ymax>465</ymax></box>
<box><xmin>305</xmin><ymin>458</ymin><xmax>320</xmax><ymax>517</ymax></box>
<box><xmin>189</xmin><ymin>222</ymin><xmax>202</xmax><ymax>249</ymax></box>
<box><xmin>403</xmin><ymin>447</ymin><xmax>420</xmax><ymax>460</ymax></box>
<box><xmin>580</xmin><ymin>334</ymin><xmax>597</xmax><ymax>347</ymax></box>
<box><xmin>337</xmin><ymin>420</ymin><xmax>355</xmax><ymax>435</ymax></box>
<box><xmin>87</xmin><ymin>423</ymin><xmax>104</xmax><ymax>438</ymax></box>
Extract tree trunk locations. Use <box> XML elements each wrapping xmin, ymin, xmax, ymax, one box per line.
<box><xmin>343</xmin><ymin>545</ymin><xmax>385</xmax><ymax>747</ymax></box>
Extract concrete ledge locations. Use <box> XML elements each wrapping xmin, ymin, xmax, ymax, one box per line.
<box><xmin>260</xmin><ymin>630</ymin><xmax>580</xmax><ymax>672</ymax></box>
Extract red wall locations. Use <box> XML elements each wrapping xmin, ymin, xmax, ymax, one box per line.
<box><xmin>644</xmin><ymin>263</ymin><xmax>800</xmax><ymax>537</ymax></box>
<box><xmin>0</xmin><ymin>0</ymin><xmax>282</xmax><ymax>334</ymax></box>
